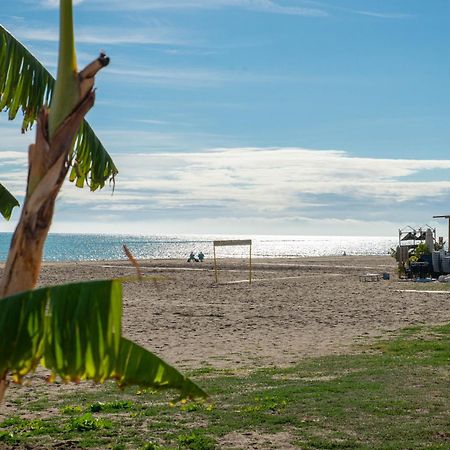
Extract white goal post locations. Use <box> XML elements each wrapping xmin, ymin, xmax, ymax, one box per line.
<box><xmin>213</xmin><ymin>239</ymin><xmax>252</xmax><ymax>284</ymax></box>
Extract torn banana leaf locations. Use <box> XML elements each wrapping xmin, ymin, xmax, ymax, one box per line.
<box><xmin>0</xmin><ymin>183</ymin><xmax>19</xmax><ymax>220</ymax></box>
<box><xmin>0</xmin><ymin>25</ymin><xmax>118</xmax><ymax>191</ymax></box>
<box><xmin>0</xmin><ymin>279</ymin><xmax>206</xmax><ymax>400</ymax></box>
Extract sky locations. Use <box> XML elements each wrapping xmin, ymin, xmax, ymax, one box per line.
<box><xmin>1</xmin><ymin>0</ymin><xmax>450</xmax><ymax>236</ymax></box>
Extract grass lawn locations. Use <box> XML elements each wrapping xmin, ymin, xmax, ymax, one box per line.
<box><xmin>1</xmin><ymin>324</ymin><xmax>449</xmax><ymax>449</ymax></box>
<box><xmin>401</xmin><ymin>282</ymin><xmax>450</xmax><ymax>291</ymax></box>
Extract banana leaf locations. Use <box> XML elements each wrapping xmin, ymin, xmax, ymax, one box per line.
<box><xmin>116</xmin><ymin>338</ymin><xmax>206</xmax><ymax>400</ymax></box>
<box><xmin>0</xmin><ymin>25</ymin><xmax>118</xmax><ymax>191</ymax></box>
<box><xmin>0</xmin><ymin>182</ymin><xmax>19</xmax><ymax>220</ymax></box>
<box><xmin>0</xmin><ymin>279</ymin><xmax>206</xmax><ymax>400</ymax></box>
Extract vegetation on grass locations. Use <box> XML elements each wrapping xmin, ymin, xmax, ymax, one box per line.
<box><xmin>409</xmin><ymin>242</ymin><xmax>431</xmax><ymax>263</ymax></box>
<box><xmin>0</xmin><ymin>324</ymin><xmax>448</xmax><ymax>449</ymax></box>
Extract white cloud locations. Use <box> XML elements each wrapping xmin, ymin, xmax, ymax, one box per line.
<box><xmin>79</xmin><ymin>0</ymin><xmax>327</xmax><ymax>16</ymax></box>
<box><xmin>0</xmin><ymin>124</ymin><xmax>35</xmax><ymax>150</ymax></box>
<box><xmin>12</xmin><ymin>25</ymin><xmax>185</xmax><ymax>46</ymax></box>
<box><xmin>111</xmin><ymin>148</ymin><xmax>450</xmax><ymax>208</ymax></box>
<box><xmin>38</xmin><ymin>0</ymin><xmax>410</xmax><ymax>21</ymax></box>
<box><xmin>351</xmin><ymin>10</ymin><xmax>412</xmax><ymax>19</ymax></box>
<box><xmin>136</xmin><ymin>119</ymin><xmax>170</xmax><ymax>126</ymax></box>
<box><xmin>48</xmin><ymin>215</ymin><xmax>400</xmax><ymax>236</ymax></box>
<box><xmin>0</xmin><ymin>151</ymin><xmax>28</xmax><ymax>161</ymax></box>
<box><xmin>50</xmin><ymin>147</ymin><xmax>450</xmax><ymax>218</ymax></box>
<box><xmin>3</xmin><ymin>144</ymin><xmax>450</xmax><ymax>234</ymax></box>
<box><xmin>41</xmin><ymin>0</ymin><xmax>86</xmax><ymax>7</ymax></box>
<box><xmin>104</xmin><ymin>66</ymin><xmax>288</xmax><ymax>87</ymax></box>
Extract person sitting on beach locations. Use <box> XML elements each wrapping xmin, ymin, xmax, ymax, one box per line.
<box><xmin>198</xmin><ymin>251</ymin><xmax>205</xmax><ymax>262</ymax></box>
<box><xmin>187</xmin><ymin>251</ymin><xmax>199</xmax><ymax>262</ymax></box>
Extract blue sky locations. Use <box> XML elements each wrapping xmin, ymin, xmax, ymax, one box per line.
<box><xmin>1</xmin><ymin>0</ymin><xmax>450</xmax><ymax>236</ymax></box>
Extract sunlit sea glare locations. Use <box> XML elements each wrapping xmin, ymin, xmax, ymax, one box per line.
<box><xmin>0</xmin><ymin>233</ymin><xmax>398</xmax><ymax>262</ymax></box>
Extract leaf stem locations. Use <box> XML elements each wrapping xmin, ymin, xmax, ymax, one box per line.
<box><xmin>48</xmin><ymin>0</ymin><xmax>79</xmax><ymax>139</ymax></box>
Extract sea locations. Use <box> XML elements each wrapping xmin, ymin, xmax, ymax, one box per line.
<box><xmin>0</xmin><ymin>233</ymin><xmax>397</xmax><ymax>262</ymax></box>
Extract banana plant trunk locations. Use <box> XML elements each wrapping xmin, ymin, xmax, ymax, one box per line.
<box><xmin>0</xmin><ymin>93</ymin><xmax>95</xmax><ymax>297</ymax></box>
<box><xmin>0</xmin><ymin>0</ymin><xmax>109</xmax><ymax>396</ymax></box>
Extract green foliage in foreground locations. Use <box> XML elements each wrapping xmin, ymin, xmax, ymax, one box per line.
<box><xmin>0</xmin><ymin>279</ymin><xmax>206</xmax><ymax>400</ymax></box>
<box><xmin>0</xmin><ymin>25</ymin><xmax>118</xmax><ymax>192</ymax></box>
<box><xmin>0</xmin><ymin>183</ymin><xmax>19</xmax><ymax>220</ymax></box>
<box><xmin>1</xmin><ymin>324</ymin><xmax>449</xmax><ymax>449</ymax></box>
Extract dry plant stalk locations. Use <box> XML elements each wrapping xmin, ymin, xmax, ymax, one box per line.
<box><xmin>0</xmin><ymin>378</ymin><xmax>6</xmax><ymax>402</ymax></box>
<box><xmin>123</xmin><ymin>245</ymin><xmax>143</xmax><ymax>280</ymax></box>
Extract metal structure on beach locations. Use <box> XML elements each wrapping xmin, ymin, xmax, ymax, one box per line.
<box><xmin>432</xmin><ymin>214</ymin><xmax>450</xmax><ymax>248</ymax></box>
<box><xmin>213</xmin><ymin>239</ymin><xmax>252</xmax><ymax>284</ymax></box>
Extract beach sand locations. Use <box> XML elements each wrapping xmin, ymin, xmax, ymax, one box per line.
<box><xmin>1</xmin><ymin>255</ymin><xmax>450</xmax><ymax>431</ymax></box>
<box><xmin>34</xmin><ymin>255</ymin><xmax>450</xmax><ymax>370</ymax></box>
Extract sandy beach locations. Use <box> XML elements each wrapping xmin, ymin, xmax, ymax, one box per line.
<box><xmin>33</xmin><ymin>255</ymin><xmax>450</xmax><ymax>371</ymax></box>
<box><xmin>1</xmin><ymin>254</ymin><xmax>450</xmax><ymax>440</ymax></box>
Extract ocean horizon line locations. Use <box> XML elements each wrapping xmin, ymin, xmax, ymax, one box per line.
<box><xmin>0</xmin><ymin>233</ymin><xmax>397</xmax><ymax>262</ymax></box>
<box><xmin>0</xmin><ymin>231</ymin><xmax>397</xmax><ymax>239</ymax></box>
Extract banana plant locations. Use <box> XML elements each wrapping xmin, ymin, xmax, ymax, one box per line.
<box><xmin>0</xmin><ymin>20</ymin><xmax>118</xmax><ymax>216</ymax></box>
<box><xmin>0</xmin><ymin>0</ymin><xmax>111</xmax><ymax>297</ymax></box>
<box><xmin>0</xmin><ymin>0</ymin><xmax>205</xmax><ymax>401</ymax></box>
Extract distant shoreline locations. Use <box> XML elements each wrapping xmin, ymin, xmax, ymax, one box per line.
<box><xmin>0</xmin><ymin>233</ymin><xmax>396</xmax><ymax>262</ymax></box>
<box><xmin>0</xmin><ymin>254</ymin><xmax>395</xmax><ymax>266</ymax></box>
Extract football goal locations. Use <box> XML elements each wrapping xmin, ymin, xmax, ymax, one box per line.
<box><xmin>213</xmin><ymin>239</ymin><xmax>252</xmax><ymax>284</ymax></box>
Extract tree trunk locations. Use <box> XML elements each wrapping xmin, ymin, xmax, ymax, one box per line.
<box><xmin>0</xmin><ymin>94</ymin><xmax>93</xmax><ymax>297</ymax></box>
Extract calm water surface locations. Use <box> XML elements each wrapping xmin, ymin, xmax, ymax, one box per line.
<box><xmin>0</xmin><ymin>233</ymin><xmax>397</xmax><ymax>262</ymax></box>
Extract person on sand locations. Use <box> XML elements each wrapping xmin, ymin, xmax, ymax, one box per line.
<box><xmin>187</xmin><ymin>251</ymin><xmax>197</xmax><ymax>262</ymax></box>
<box><xmin>198</xmin><ymin>251</ymin><xmax>205</xmax><ymax>262</ymax></box>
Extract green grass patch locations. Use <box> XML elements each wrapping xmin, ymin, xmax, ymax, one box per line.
<box><xmin>402</xmin><ymin>281</ymin><xmax>450</xmax><ymax>291</ymax></box>
<box><xmin>61</xmin><ymin>405</ymin><xmax>83</xmax><ymax>414</ymax></box>
<box><xmin>0</xmin><ymin>416</ymin><xmax>61</xmax><ymax>445</ymax></box>
<box><xmin>177</xmin><ymin>430</ymin><xmax>216</xmax><ymax>449</ymax></box>
<box><xmin>1</xmin><ymin>323</ymin><xmax>449</xmax><ymax>449</ymax></box>
<box><xmin>67</xmin><ymin>413</ymin><xmax>112</xmax><ymax>432</ymax></box>
<box><xmin>89</xmin><ymin>400</ymin><xmax>134</xmax><ymax>413</ymax></box>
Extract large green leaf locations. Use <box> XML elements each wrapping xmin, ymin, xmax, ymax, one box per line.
<box><xmin>0</xmin><ymin>279</ymin><xmax>206</xmax><ymax>400</ymax></box>
<box><xmin>0</xmin><ymin>288</ymin><xmax>47</xmax><ymax>379</ymax></box>
<box><xmin>41</xmin><ymin>280</ymin><xmax>122</xmax><ymax>383</ymax></box>
<box><xmin>0</xmin><ymin>182</ymin><xmax>19</xmax><ymax>220</ymax></box>
<box><xmin>116</xmin><ymin>338</ymin><xmax>207</xmax><ymax>400</ymax></box>
<box><xmin>0</xmin><ymin>25</ymin><xmax>118</xmax><ymax>191</ymax></box>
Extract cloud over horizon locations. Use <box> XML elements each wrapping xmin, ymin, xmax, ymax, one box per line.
<box><xmin>2</xmin><ymin>145</ymin><xmax>449</xmax><ymax>235</ymax></box>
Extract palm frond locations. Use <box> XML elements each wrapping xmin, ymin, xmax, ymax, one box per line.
<box><xmin>0</xmin><ymin>279</ymin><xmax>206</xmax><ymax>400</ymax></box>
<box><xmin>0</xmin><ymin>183</ymin><xmax>19</xmax><ymax>220</ymax></box>
<box><xmin>0</xmin><ymin>25</ymin><xmax>118</xmax><ymax>190</ymax></box>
